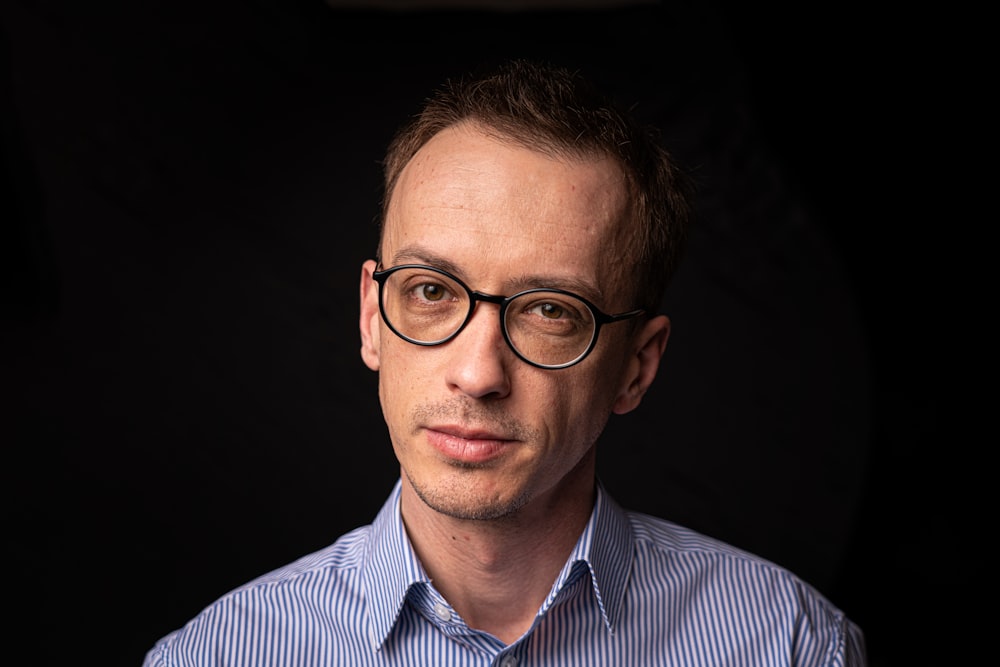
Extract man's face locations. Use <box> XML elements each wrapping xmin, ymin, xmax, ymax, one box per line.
<box><xmin>359</xmin><ymin>123</ymin><xmax>668</xmax><ymax>522</ymax></box>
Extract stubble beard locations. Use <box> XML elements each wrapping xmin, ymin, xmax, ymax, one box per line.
<box><xmin>405</xmin><ymin>465</ymin><xmax>532</xmax><ymax>521</ymax></box>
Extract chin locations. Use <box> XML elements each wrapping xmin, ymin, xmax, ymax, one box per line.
<box><xmin>410</xmin><ymin>474</ymin><xmax>530</xmax><ymax>521</ymax></box>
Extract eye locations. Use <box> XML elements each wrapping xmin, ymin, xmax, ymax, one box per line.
<box><xmin>401</xmin><ymin>275</ymin><xmax>461</xmax><ymax>306</ymax></box>
<box><xmin>518</xmin><ymin>295</ymin><xmax>588</xmax><ymax>325</ymax></box>
<box><xmin>416</xmin><ymin>282</ymin><xmax>447</xmax><ymax>302</ymax></box>
<box><xmin>534</xmin><ymin>302</ymin><xmax>565</xmax><ymax>319</ymax></box>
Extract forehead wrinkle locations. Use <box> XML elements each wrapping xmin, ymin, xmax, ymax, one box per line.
<box><xmin>387</xmin><ymin>242</ymin><xmax>607</xmax><ymax>304</ymax></box>
<box><xmin>386</xmin><ymin>245</ymin><xmax>465</xmax><ymax>278</ymax></box>
<box><xmin>505</xmin><ymin>272</ymin><xmax>606</xmax><ymax>305</ymax></box>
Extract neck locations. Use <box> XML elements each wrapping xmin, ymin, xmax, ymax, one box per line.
<box><xmin>399</xmin><ymin>470</ymin><xmax>596</xmax><ymax>644</ymax></box>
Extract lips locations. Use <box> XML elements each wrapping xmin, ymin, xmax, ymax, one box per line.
<box><xmin>424</xmin><ymin>425</ymin><xmax>516</xmax><ymax>464</ymax></box>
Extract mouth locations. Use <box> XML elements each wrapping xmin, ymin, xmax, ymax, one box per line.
<box><xmin>424</xmin><ymin>425</ymin><xmax>518</xmax><ymax>465</ymax></box>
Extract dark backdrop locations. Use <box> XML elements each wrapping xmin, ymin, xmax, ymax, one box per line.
<box><xmin>2</xmin><ymin>1</ymin><xmax>975</xmax><ymax>665</ymax></box>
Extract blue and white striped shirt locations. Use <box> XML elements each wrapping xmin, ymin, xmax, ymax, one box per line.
<box><xmin>143</xmin><ymin>481</ymin><xmax>866</xmax><ymax>666</ymax></box>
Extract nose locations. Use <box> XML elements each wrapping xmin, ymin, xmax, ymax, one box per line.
<box><xmin>443</xmin><ymin>302</ymin><xmax>512</xmax><ymax>400</ymax></box>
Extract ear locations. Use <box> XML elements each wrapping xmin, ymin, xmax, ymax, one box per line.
<box><xmin>612</xmin><ymin>314</ymin><xmax>670</xmax><ymax>415</ymax></box>
<box><xmin>359</xmin><ymin>259</ymin><xmax>382</xmax><ymax>371</ymax></box>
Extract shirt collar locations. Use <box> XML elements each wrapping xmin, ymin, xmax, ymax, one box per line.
<box><xmin>556</xmin><ymin>480</ymin><xmax>634</xmax><ymax>634</ymax></box>
<box><xmin>362</xmin><ymin>479</ymin><xmax>635</xmax><ymax>648</ymax></box>
<box><xmin>362</xmin><ymin>480</ymin><xmax>431</xmax><ymax>650</ymax></box>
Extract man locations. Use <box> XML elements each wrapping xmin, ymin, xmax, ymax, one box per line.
<box><xmin>143</xmin><ymin>59</ymin><xmax>866</xmax><ymax>666</ymax></box>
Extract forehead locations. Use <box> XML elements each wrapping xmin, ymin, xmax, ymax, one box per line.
<box><xmin>383</xmin><ymin>124</ymin><xmax>631</xmax><ymax>301</ymax></box>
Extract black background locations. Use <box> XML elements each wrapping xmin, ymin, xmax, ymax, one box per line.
<box><xmin>2</xmin><ymin>1</ymin><xmax>978</xmax><ymax>665</ymax></box>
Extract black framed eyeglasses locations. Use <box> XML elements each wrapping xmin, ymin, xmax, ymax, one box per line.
<box><xmin>372</xmin><ymin>264</ymin><xmax>644</xmax><ymax>369</ymax></box>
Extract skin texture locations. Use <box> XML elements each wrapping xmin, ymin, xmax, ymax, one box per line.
<box><xmin>359</xmin><ymin>122</ymin><xmax>670</xmax><ymax>643</ymax></box>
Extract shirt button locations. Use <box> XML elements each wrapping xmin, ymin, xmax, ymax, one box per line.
<box><xmin>499</xmin><ymin>656</ymin><xmax>518</xmax><ymax>667</ymax></box>
<box><xmin>433</xmin><ymin>602</ymin><xmax>451</xmax><ymax>622</ymax></box>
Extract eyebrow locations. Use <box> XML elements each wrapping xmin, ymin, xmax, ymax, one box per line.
<box><xmin>388</xmin><ymin>245</ymin><xmax>607</xmax><ymax>304</ymax></box>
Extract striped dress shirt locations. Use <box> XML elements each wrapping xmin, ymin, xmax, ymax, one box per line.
<box><xmin>143</xmin><ymin>480</ymin><xmax>866</xmax><ymax>666</ymax></box>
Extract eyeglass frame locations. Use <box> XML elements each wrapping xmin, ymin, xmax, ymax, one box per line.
<box><xmin>371</xmin><ymin>263</ymin><xmax>646</xmax><ymax>370</ymax></box>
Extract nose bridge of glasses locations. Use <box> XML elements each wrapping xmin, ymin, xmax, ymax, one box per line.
<box><xmin>469</xmin><ymin>290</ymin><xmax>508</xmax><ymax>308</ymax></box>
<box><xmin>463</xmin><ymin>290</ymin><xmax>508</xmax><ymax>338</ymax></box>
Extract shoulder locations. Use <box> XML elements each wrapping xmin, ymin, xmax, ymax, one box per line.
<box><xmin>236</xmin><ymin>524</ymin><xmax>372</xmax><ymax>590</ymax></box>
<box><xmin>626</xmin><ymin>508</ymin><xmax>827</xmax><ymax>601</ymax></box>
<box><xmin>623</xmin><ymin>510</ymin><xmax>866</xmax><ymax>661</ymax></box>
<box><xmin>142</xmin><ymin>525</ymin><xmax>373</xmax><ymax>667</ymax></box>
<box><xmin>210</xmin><ymin>522</ymin><xmax>373</xmax><ymax>602</ymax></box>
<box><xmin>626</xmin><ymin>509</ymin><xmax>766</xmax><ymax>562</ymax></box>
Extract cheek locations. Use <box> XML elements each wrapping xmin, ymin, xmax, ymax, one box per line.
<box><xmin>541</xmin><ymin>369</ymin><xmax>618</xmax><ymax>444</ymax></box>
<box><xmin>375</xmin><ymin>338</ymin><xmax>425</xmax><ymax>432</ymax></box>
